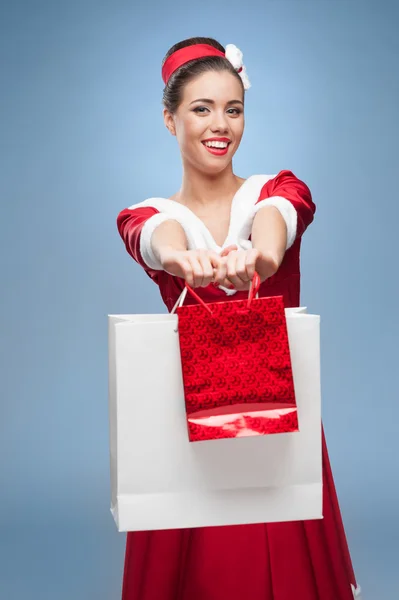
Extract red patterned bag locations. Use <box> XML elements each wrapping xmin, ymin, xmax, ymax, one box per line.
<box><xmin>175</xmin><ymin>274</ymin><xmax>298</xmax><ymax>442</ymax></box>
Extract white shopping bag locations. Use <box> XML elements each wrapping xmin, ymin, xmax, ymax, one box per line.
<box><xmin>108</xmin><ymin>305</ymin><xmax>322</xmax><ymax>532</ymax></box>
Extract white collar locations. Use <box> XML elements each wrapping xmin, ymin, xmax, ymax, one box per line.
<box><xmin>129</xmin><ymin>174</ymin><xmax>274</xmax><ymax>252</ymax></box>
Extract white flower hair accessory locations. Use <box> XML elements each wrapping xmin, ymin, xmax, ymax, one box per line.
<box><xmin>225</xmin><ymin>43</ymin><xmax>251</xmax><ymax>90</ymax></box>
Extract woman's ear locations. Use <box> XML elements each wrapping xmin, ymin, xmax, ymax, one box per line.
<box><xmin>163</xmin><ymin>108</ymin><xmax>176</xmax><ymax>136</ymax></box>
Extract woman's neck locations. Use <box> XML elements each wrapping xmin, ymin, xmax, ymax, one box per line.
<box><xmin>174</xmin><ymin>164</ymin><xmax>245</xmax><ymax>208</ymax></box>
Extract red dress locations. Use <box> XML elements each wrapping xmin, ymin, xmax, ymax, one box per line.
<box><xmin>116</xmin><ymin>171</ymin><xmax>361</xmax><ymax>600</ymax></box>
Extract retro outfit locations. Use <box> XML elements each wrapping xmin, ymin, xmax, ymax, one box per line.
<box><xmin>116</xmin><ymin>43</ymin><xmax>361</xmax><ymax>600</ymax></box>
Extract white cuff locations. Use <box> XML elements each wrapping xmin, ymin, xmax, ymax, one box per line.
<box><xmin>253</xmin><ymin>196</ymin><xmax>297</xmax><ymax>250</ymax></box>
<box><xmin>351</xmin><ymin>584</ymin><xmax>362</xmax><ymax>598</ymax></box>
<box><xmin>139</xmin><ymin>213</ymin><xmax>175</xmax><ymax>270</ymax></box>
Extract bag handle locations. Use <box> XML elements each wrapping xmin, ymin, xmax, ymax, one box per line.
<box><xmin>247</xmin><ymin>271</ymin><xmax>261</xmax><ymax>308</ymax></box>
<box><xmin>171</xmin><ymin>272</ymin><xmax>261</xmax><ymax>315</ymax></box>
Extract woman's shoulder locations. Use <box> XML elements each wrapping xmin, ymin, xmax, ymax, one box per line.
<box><xmin>247</xmin><ymin>169</ymin><xmax>309</xmax><ymax>185</ymax></box>
<box><xmin>237</xmin><ymin>171</ymin><xmax>305</xmax><ymax>204</ymax></box>
<box><xmin>126</xmin><ymin>196</ymin><xmax>169</xmax><ymax>211</ymax></box>
<box><xmin>248</xmin><ymin>170</ymin><xmax>313</xmax><ymax>201</ymax></box>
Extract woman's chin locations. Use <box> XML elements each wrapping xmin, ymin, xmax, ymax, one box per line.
<box><xmin>199</xmin><ymin>151</ymin><xmax>235</xmax><ymax>172</ymax></box>
<box><xmin>201</xmin><ymin>160</ymin><xmax>232</xmax><ymax>175</ymax></box>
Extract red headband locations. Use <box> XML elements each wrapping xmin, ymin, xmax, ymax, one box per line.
<box><xmin>162</xmin><ymin>44</ymin><xmax>227</xmax><ymax>85</ymax></box>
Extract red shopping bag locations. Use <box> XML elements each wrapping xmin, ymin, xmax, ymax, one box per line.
<box><xmin>176</xmin><ymin>274</ymin><xmax>298</xmax><ymax>442</ymax></box>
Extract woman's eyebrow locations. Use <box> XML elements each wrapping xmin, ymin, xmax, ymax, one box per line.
<box><xmin>189</xmin><ymin>98</ymin><xmax>244</xmax><ymax>106</ymax></box>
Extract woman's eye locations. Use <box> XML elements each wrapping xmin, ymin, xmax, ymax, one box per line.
<box><xmin>193</xmin><ymin>107</ymin><xmax>242</xmax><ymax>115</ymax></box>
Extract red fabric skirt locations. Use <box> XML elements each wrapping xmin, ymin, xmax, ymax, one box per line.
<box><xmin>121</xmin><ymin>429</ymin><xmax>358</xmax><ymax>599</ymax></box>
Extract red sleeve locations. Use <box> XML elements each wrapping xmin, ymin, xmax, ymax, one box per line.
<box><xmin>116</xmin><ymin>206</ymin><xmax>160</xmax><ymax>272</ymax></box>
<box><xmin>256</xmin><ymin>170</ymin><xmax>316</xmax><ymax>239</ymax></box>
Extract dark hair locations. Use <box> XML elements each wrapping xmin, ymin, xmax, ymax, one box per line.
<box><xmin>162</xmin><ymin>37</ymin><xmax>244</xmax><ymax>114</ymax></box>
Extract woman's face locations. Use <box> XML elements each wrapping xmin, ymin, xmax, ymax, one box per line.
<box><xmin>164</xmin><ymin>70</ymin><xmax>245</xmax><ymax>174</ymax></box>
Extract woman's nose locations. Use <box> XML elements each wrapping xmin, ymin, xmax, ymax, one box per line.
<box><xmin>210</xmin><ymin>113</ymin><xmax>229</xmax><ymax>133</ymax></box>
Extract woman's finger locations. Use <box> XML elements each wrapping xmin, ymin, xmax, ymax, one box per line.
<box><xmin>213</xmin><ymin>256</ymin><xmax>228</xmax><ymax>286</ymax></box>
<box><xmin>177</xmin><ymin>258</ymin><xmax>195</xmax><ymax>286</ymax></box>
<box><xmin>197</xmin><ymin>251</ymin><xmax>215</xmax><ymax>287</ymax></box>
<box><xmin>186</xmin><ymin>255</ymin><xmax>204</xmax><ymax>288</ymax></box>
<box><xmin>220</xmin><ymin>244</ymin><xmax>238</xmax><ymax>258</ymax></box>
<box><xmin>208</xmin><ymin>251</ymin><xmax>224</xmax><ymax>270</ymax></box>
<box><xmin>245</xmin><ymin>248</ymin><xmax>261</xmax><ymax>281</ymax></box>
<box><xmin>226</xmin><ymin>251</ymin><xmax>248</xmax><ymax>290</ymax></box>
<box><xmin>235</xmin><ymin>250</ymin><xmax>252</xmax><ymax>283</ymax></box>
<box><xmin>218</xmin><ymin>276</ymin><xmax>251</xmax><ymax>291</ymax></box>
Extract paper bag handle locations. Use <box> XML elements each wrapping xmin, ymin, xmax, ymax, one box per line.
<box><xmin>171</xmin><ymin>272</ymin><xmax>261</xmax><ymax>315</ymax></box>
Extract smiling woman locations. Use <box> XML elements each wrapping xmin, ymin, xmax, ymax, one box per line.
<box><xmin>164</xmin><ymin>69</ymin><xmax>245</xmax><ymax>181</ymax></box>
<box><xmin>195</xmin><ymin>99</ymin><xmax>242</xmax><ymax>155</ymax></box>
<box><xmin>116</xmin><ymin>36</ymin><xmax>361</xmax><ymax>599</ymax></box>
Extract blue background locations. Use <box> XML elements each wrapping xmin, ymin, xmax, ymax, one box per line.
<box><xmin>1</xmin><ymin>0</ymin><xmax>398</xmax><ymax>597</ymax></box>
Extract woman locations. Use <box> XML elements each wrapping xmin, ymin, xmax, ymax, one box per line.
<box><xmin>117</xmin><ymin>36</ymin><xmax>361</xmax><ymax>600</ymax></box>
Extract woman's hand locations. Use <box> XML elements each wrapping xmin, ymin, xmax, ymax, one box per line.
<box><xmin>214</xmin><ymin>247</ymin><xmax>280</xmax><ymax>291</ymax></box>
<box><xmin>159</xmin><ymin>247</ymin><xmax>223</xmax><ymax>288</ymax></box>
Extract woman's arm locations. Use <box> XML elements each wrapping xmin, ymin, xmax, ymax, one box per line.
<box><xmin>252</xmin><ymin>170</ymin><xmax>315</xmax><ymax>279</ymax></box>
<box><xmin>253</xmin><ymin>169</ymin><xmax>316</xmax><ymax>249</ymax></box>
<box><xmin>151</xmin><ymin>221</ymin><xmax>224</xmax><ymax>287</ymax></box>
<box><xmin>251</xmin><ymin>205</ymin><xmax>287</xmax><ymax>280</ymax></box>
<box><xmin>151</xmin><ymin>219</ymin><xmax>188</xmax><ymax>260</ymax></box>
<box><xmin>117</xmin><ymin>207</ymin><xmax>223</xmax><ymax>288</ymax></box>
<box><xmin>214</xmin><ymin>170</ymin><xmax>316</xmax><ymax>290</ymax></box>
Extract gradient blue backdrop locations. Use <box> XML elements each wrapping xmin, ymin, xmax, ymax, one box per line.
<box><xmin>1</xmin><ymin>0</ymin><xmax>398</xmax><ymax>598</ymax></box>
